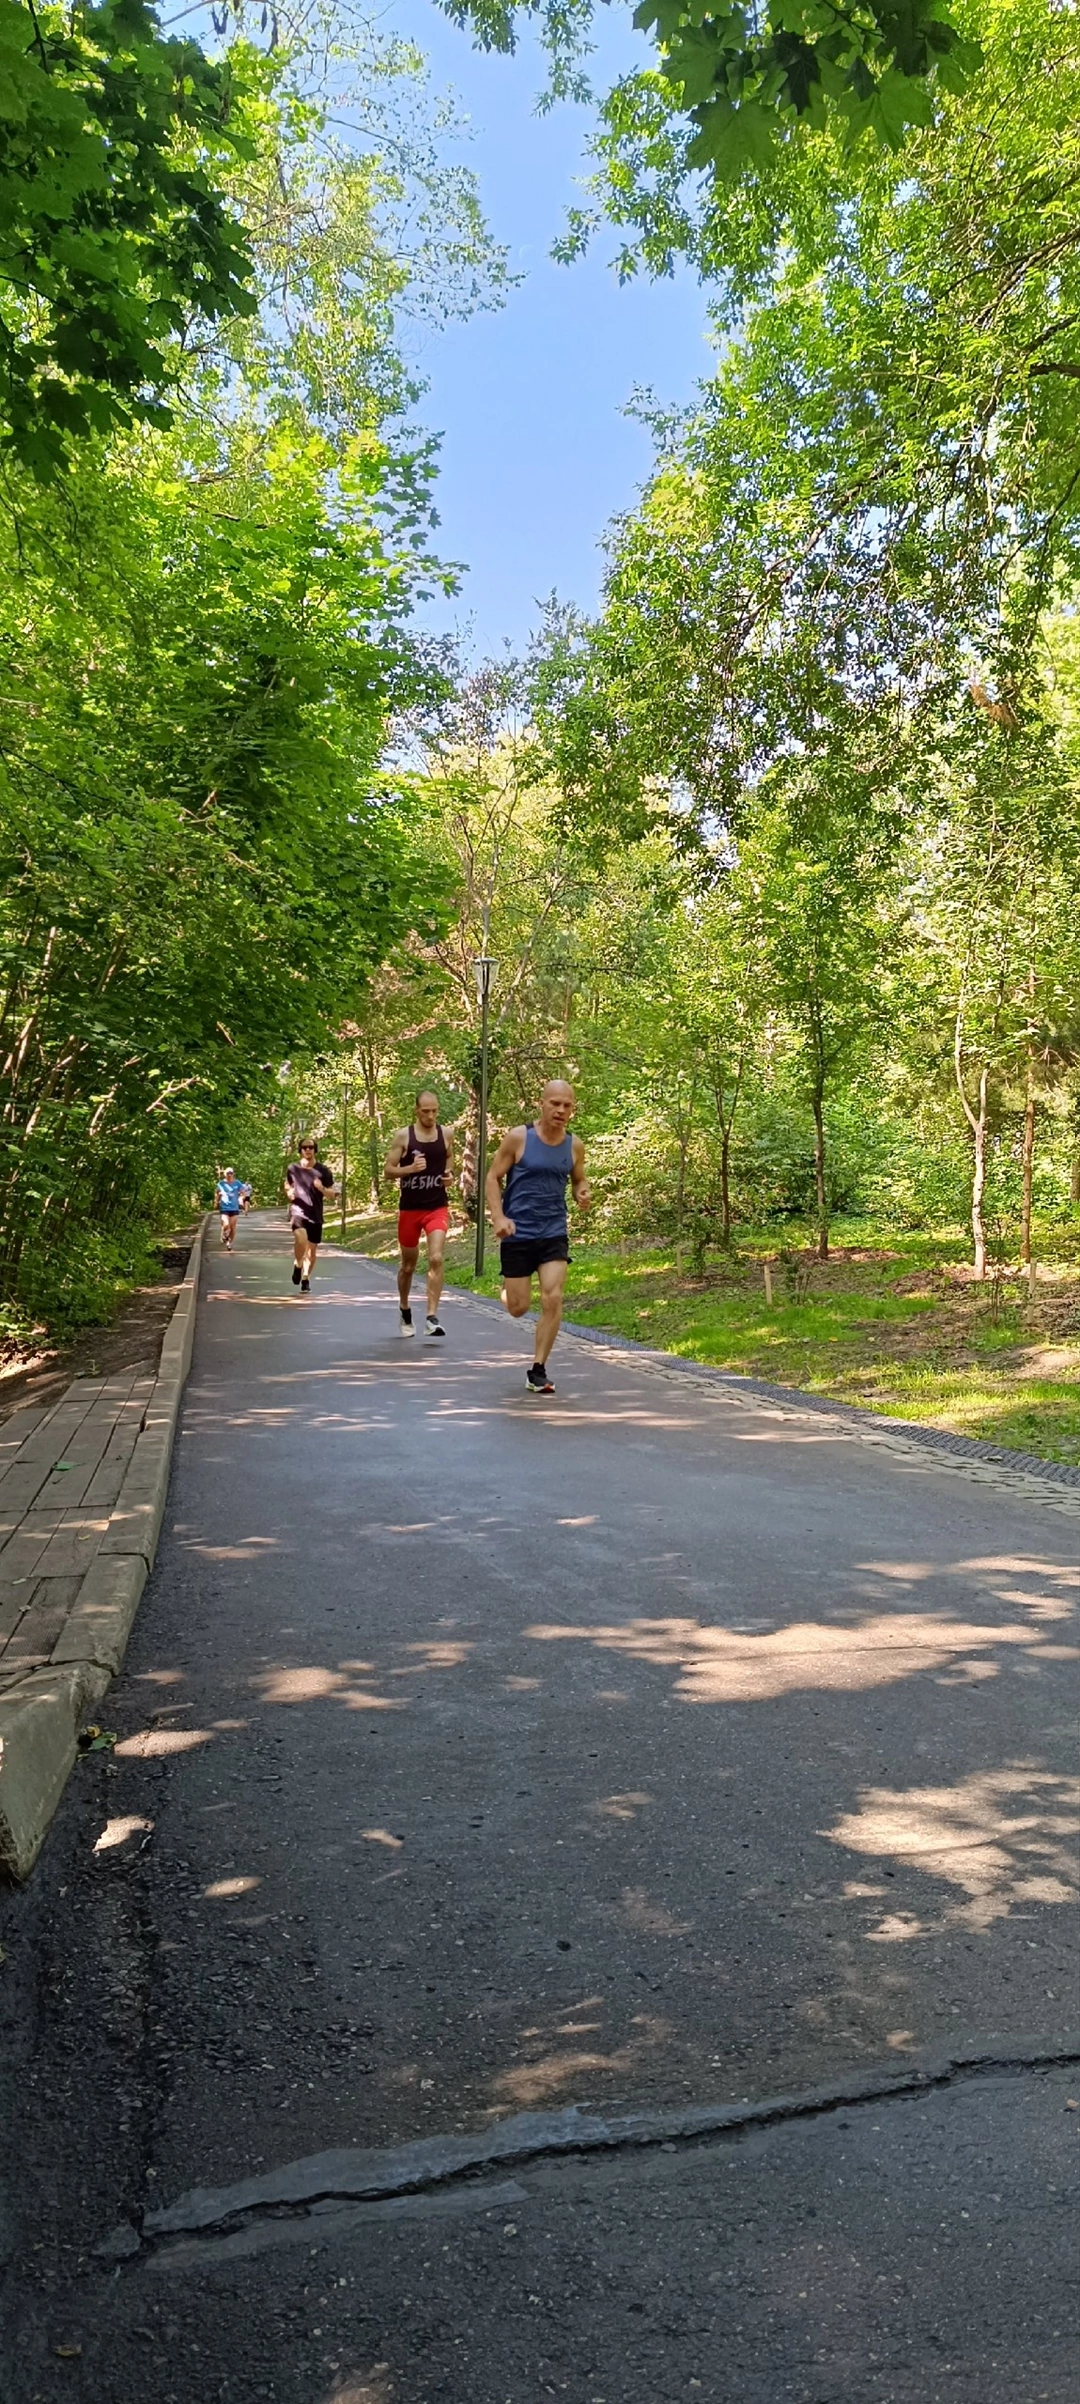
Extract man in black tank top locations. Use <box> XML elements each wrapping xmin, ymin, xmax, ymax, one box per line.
<box><xmin>385</xmin><ymin>1089</ymin><xmax>455</xmax><ymax>1338</ymax></box>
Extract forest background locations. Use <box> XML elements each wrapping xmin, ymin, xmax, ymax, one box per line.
<box><xmin>1</xmin><ymin>0</ymin><xmax>1078</xmax><ymax>1459</ymax></box>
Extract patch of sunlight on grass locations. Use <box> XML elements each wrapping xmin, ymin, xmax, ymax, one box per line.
<box><xmin>866</xmin><ymin>1366</ymin><xmax>1080</xmax><ymax>1462</ymax></box>
<box><xmin>969</xmin><ymin>1316</ymin><xmax>1031</xmax><ymax>1354</ymax></box>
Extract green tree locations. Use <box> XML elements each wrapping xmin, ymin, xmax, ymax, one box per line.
<box><xmin>575</xmin><ymin>856</ymin><xmax>765</xmax><ymax>1254</ymax></box>
<box><xmin>0</xmin><ymin>26</ymin><xmax>506</xmax><ymax>1332</ymax></box>
<box><xmin>404</xmin><ymin>663</ymin><xmax>605</xmax><ymax>1131</ymax></box>
<box><xmin>562</xmin><ymin>0</ymin><xmax>1080</xmax><ymax>623</ymax></box>
<box><xmin>740</xmin><ymin>787</ymin><xmax>897</xmax><ymax>1259</ymax></box>
<box><xmin>914</xmin><ymin>716</ymin><xmax>1080</xmax><ymax>1276</ymax></box>
<box><xmin>0</xmin><ymin>416</ymin><xmax>446</xmax><ymax>1323</ymax></box>
<box><xmin>440</xmin><ymin>0</ymin><xmax>978</xmax><ymax>180</ymax></box>
<box><xmin>0</xmin><ymin>0</ymin><xmax>258</xmax><ymax>476</ymax></box>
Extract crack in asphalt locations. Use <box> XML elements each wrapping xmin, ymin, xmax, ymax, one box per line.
<box><xmin>97</xmin><ymin>2035</ymin><xmax>1080</xmax><ymax>2262</ymax></box>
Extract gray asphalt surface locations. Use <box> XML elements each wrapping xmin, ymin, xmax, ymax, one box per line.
<box><xmin>2</xmin><ymin>1217</ymin><xmax>1078</xmax><ymax>2402</ymax></box>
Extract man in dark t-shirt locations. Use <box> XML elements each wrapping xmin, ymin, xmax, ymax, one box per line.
<box><xmin>284</xmin><ymin>1139</ymin><xmax>336</xmax><ymax>1292</ymax></box>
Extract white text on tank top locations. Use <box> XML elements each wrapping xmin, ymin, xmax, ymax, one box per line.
<box><xmin>401</xmin><ymin>1126</ymin><xmax>447</xmax><ymax>1201</ymax></box>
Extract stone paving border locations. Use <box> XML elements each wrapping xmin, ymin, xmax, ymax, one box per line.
<box><xmin>396</xmin><ymin>1270</ymin><xmax>1079</xmax><ymax>1517</ymax></box>
<box><xmin>558</xmin><ymin>1319</ymin><xmax>1080</xmax><ymax>1483</ymax></box>
<box><xmin>0</xmin><ymin>1219</ymin><xmax>207</xmax><ymax>1880</ymax></box>
<box><xmin>553</xmin><ymin>1320</ymin><xmax>1080</xmax><ymax>1520</ymax></box>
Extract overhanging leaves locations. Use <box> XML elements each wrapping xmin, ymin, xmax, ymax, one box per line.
<box><xmin>0</xmin><ymin>0</ymin><xmax>258</xmax><ymax>477</ymax></box>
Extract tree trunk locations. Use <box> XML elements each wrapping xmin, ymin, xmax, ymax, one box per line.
<box><xmin>805</xmin><ymin>998</ymin><xmax>829</xmax><ymax>1260</ymax></box>
<box><xmin>970</xmin><ymin>1066</ymin><xmax>989</xmax><ymax>1280</ymax></box>
<box><xmin>363</xmin><ymin>1069</ymin><xmax>380</xmax><ymax>1205</ymax></box>
<box><xmin>1020</xmin><ymin>1045</ymin><xmax>1036</xmax><ymax>1266</ymax></box>
<box><xmin>710</xmin><ymin>1052</ymin><xmax>743</xmax><ymax>1252</ymax></box>
<box><xmin>673</xmin><ymin>1089</ymin><xmax>694</xmax><ymax>1271</ymax></box>
<box><xmin>720</xmin><ymin>1125</ymin><xmax>732</xmax><ymax>1248</ymax></box>
<box><xmin>811</xmin><ymin>1083</ymin><xmax>828</xmax><ymax>1260</ymax></box>
<box><xmin>954</xmin><ymin>995</ymin><xmax>990</xmax><ymax>1279</ymax></box>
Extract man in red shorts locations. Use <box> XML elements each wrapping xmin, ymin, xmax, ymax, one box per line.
<box><xmin>385</xmin><ymin>1091</ymin><xmax>455</xmax><ymax>1338</ymax></box>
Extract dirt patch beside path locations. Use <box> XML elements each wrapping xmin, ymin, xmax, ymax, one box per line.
<box><xmin>0</xmin><ymin>1228</ymin><xmax>198</xmax><ymax>1429</ymax></box>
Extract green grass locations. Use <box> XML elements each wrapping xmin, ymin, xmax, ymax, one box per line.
<box><xmin>345</xmin><ymin>1212</ymin><xmax>1080</xmax><ymax>1466</ymax></box>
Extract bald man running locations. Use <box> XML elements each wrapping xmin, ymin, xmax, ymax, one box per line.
<box><xmin>485</xmin><ymin>1080</ymin><xmax>591</xmax><ymax>1395</ymax></box>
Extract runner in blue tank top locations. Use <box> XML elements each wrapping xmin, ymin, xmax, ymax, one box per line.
<box><xmin>485</xmin><ymin>1080</ymin><xmax>591</xmax><ymax>1395</ymax></box>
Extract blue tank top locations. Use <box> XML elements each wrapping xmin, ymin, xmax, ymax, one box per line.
<box><xmin>503</xmin><ymin>1124</ymin><xmax>574</xmax><ymax>1241</ymax></box>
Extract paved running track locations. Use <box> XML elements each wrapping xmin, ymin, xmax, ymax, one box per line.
<box><xmin>2</xmin><ymin>1216</ymin><xmax>1077</xmax><ymax>2404</ymax></box>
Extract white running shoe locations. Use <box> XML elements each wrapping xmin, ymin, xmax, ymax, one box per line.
<box><xmin>398</xmin><ymin>1309</ymin><xmax>415</xmax><ymax>1337</ymax></box>
<box><xmin>425</xmin><ymin>1315</ymin><xmax>445</xmax><ymax>1338</ymax></box>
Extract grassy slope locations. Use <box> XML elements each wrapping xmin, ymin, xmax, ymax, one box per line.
<box><xmin>345</xmin><ymin>1213</ymin><xmax>1080</xmax><ymax>1466</ymax></box>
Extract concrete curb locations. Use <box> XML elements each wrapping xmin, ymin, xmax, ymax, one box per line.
<box><xmin>0</xmin><ymin>1218</ymin><xmax>206</xmax><ymax>1879</ymax></box>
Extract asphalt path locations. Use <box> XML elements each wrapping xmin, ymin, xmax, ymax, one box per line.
<box><xmin>2</xmin><ymin>1216</ymin><xmax>1077</xmax><ymax>2402</ymax></box>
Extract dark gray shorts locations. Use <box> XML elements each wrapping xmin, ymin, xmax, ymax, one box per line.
<box><xmin>500</xmin><ymin>1235</ymin><xmax>570</xmax><ymax>1279</ymax></box>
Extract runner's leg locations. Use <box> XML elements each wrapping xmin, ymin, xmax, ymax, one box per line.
<box><xmin>425</xmin><ymin>1227</ymin><xmax>446</xmax><ymax>1318</ymax></box>
<box><xmin>501</xmin><ymin>1275</ymin><xmax>532</xmax><ymax>1320</ymax></box>
<box><xmin>302</xmin><ymin>1234</ymin><xmax>318</xmax><ymax>1284</ymax></box>
<box><xmin>398</xmin><ymin>1245</ymin><xmax>419</xmax><ymax>1310</ymax></box>
<box><xmin>533</xmin><ymin>1258</ymin><xmax>568</xmax><ymax>1367</ymax></box>
<box><xmin>292</xmin><ymin>1225</ymin><xmax>307</xmax><ymax>1277</ymax></box>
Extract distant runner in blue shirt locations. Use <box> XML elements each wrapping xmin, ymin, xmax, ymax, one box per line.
<box><xmin>215</xmin><ymin>1169</ymin><xmax>251</xmax><ymax>1250</ymax></box>
<box><xmin>485</xmin><ymin>1080</ymin><xmax>591</xmax><ymax>1396</ymax></box>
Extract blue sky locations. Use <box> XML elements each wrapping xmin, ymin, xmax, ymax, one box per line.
<box><xmin>387</xmin><ymin>0</ymin><xmax>714</xmax><ymax>657</ymax></box>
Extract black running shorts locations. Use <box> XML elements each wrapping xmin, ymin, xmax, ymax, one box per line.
<box><xmin>500</xmin><ymin>1234</ymin><xmax>570</xmax><ymax>1279</ymax></box>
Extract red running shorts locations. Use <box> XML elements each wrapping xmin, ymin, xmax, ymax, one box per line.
<box><xmin>397</xmin><ymin>1205</ymin><xmax>450</xmax><ymax>1248</ymax></box>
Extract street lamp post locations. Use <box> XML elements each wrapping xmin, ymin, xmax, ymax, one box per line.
<box><xmin>472</xmin><ymin>955</ymin><xmax>498</xmax><ymax>1276</ymax></box>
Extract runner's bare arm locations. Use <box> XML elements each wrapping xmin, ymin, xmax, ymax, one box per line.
<box><xmin>384</xmin><ymin>1130</ymin><xmax>411</xmax><ymax>1182</ymax></box>
<box><xmin>485</xmin><ymin>1128</ymin><xmax>525</xmax><ymax>1238</ymax></box>
<box><xmin>571</xmin><ymin>1136</ymin><xmax>592</xmax><ymax>1213</ymax></box>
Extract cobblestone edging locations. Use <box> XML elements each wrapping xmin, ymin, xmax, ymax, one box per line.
<box><xmin>0</xmin><ymin>1220</ymin><xmax>207</xmax><ymax>1879</ymax></box>
<box><xmin>433</xmin><ymin>1279</ymin><xmax>1080</xmax><ymax>1516</ymax></box>
<box><xmin>558</xmin><ymin>1320</ymin><xmax>1080</xmax><ymax>1485</ymax></box>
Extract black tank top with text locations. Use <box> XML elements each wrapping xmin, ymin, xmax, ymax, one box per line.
<box><xmin>400</xmin><ymin>1125</ymin><xmax>447</xmax><ymax>1204</ymax></box>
